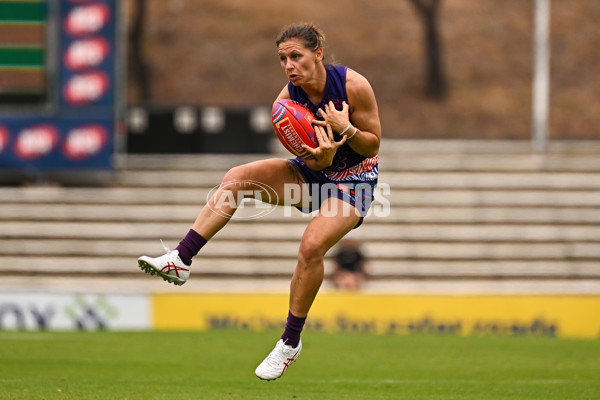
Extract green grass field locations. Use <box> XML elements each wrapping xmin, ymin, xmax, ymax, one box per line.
<box><xmin>0</xmin><ymin>330</ymin><xmax>598</xmax><ymax>400</ymax></box>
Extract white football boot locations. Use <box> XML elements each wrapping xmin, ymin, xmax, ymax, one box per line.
<box><xmin>255</xmin><ymin>339</ymin><xmax>302</xmax><ymax>381</ymax></box>
<box><xmin>137</xmin><ymin>240</ymin><xmax>190</xmax><ymax>286</ymax></box>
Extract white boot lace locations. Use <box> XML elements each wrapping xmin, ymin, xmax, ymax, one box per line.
<box><xmin>264</xmin><ymin>341</ymin><xmax>287</xmax><ymax>367</ymax></box>
<box><xmin>160</xmin><ymin>239</ymin><xmax>172</xmax><ymax>254</ymax></box>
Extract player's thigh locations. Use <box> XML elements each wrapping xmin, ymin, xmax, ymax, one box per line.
<box><xmin>299</xmin><ymin>197</ymin><xmax>362</xmax><ymax>258</ymax></box>
<box><xmin>225</xmin><ymin>158</ymin><xmax>307</xmax><ymax>207</ymax></box>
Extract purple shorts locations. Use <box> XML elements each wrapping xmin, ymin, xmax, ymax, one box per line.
<box><xmin>289</xmin><ymin>158</ymin><xmax>378</xmax><ymax>229</ymax></box>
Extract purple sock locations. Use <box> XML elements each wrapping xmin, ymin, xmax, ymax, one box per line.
<box><xmin>280</xmin><ymin>311</ymin><xmax>306</xmax><ymax>348</ymax></box>
<box><xmin>175</xmin><ymin>229</ymin><xmax>207</xmax><ymax>266</ymax></box>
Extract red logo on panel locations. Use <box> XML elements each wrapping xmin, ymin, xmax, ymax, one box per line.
<box><xmin>63</xmin><ymin>124</ymin><xmax>108</xmax><ymax>160</ymax></box>
<box><xmin>0</xmin><ymin>126</ymin><xmax>9</xmax><ymax>154</ymax></box>
<box><xmin>15</xmin><ymin>125</ymin><xmax>59</xmax><ymax>160</ymax></box>
<box><xmin>65</xmin><ymin>38</ymin><xmax>109</xmax><ymax>70</ymax></box>
<box><xmin>65</xmin><ymin>3</ymin><xmax>110</xmax><ymax>35</ymax></box>
<box><xmin>63</xmin><ymin>71</ymin><xmax>109</xmax><ymax>104</ymax></box>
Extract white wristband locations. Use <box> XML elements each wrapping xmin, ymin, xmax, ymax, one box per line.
<box><xmin>346</xmin><ymin>126</ymin><xmax>358</xmax><ymax>142</ymax></box>
<box><xmin>339</xmin><ymin>123</ymin><xmax>352</xmax><ymax>135</ymax></box>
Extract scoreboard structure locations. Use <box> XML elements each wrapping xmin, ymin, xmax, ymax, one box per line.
<box><xmin>0</xmin><ymin>0</ymin><xmax>122</xmax><ymax>181</ymax></box>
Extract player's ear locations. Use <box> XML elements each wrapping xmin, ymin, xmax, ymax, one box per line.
<box><xmin>314</xmin><ymin>47</ymin><xmax>323</xmax><ymax>63</ymax></box>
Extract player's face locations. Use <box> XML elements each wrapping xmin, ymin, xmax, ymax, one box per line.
<box><xmin>278</xmin><ymin>39</ymin><xmax>322</xmax><ymax>86</ymax></box>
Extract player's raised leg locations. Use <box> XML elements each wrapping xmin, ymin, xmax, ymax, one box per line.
<box><xmin>190</xmin><ymin>158</ymin><xmax>305</xmax><ymax>240</ymax></box>
<box><xmin>137</xmin><ymin>158</ymin><xmax>306</xmax><ymax>285</ymax></box>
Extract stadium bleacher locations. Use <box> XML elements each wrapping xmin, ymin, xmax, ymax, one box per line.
<box><xmin>1</xmin><ymin>139</ymin><xmax>599</xmax><ymax>294</ymax></box>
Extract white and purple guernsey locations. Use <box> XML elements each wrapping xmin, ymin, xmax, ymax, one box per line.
<box><xmin>287</xmin><ymin>64</ymin><xmax>379</xmax><ymax>184</ymax></box>
<box><xmin>287</xmin><ymin>65</ymin><xmax>379</xmax><ymax>222</ymax></box>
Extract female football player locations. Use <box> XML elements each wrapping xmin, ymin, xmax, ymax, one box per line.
<box><xmin>138</xmin><ymin>22</ymin><xmax>382</xmax><ymax>380</ymax></box>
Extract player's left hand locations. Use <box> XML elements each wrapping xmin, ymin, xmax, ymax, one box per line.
<box><xmin>302</xmin><ymin>123</ymin><xmax>346</xmax><ymax>170</ymax></box>
<box><xmin>313</xmin><ymin>101</ymin><xmax>351</xmax><ymax>134</ymax></box>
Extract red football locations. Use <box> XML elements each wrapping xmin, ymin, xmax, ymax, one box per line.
<box><xmin>272</xmin><ymin>99</ymin><xmax>317</xmax><ymax>158</ymax></box>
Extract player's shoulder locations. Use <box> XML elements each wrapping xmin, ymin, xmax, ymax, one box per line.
<box><xmin>345</xmin><ymin>68</ymin><xmax>374</xmax><ymax>95</ymax></box>
<box><xmin>346</xmin><ymin>68</ymin><xmax>373</xmax><ymax>101</ymax></box>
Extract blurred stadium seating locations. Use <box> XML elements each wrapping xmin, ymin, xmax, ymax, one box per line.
<box><xmin>1</xmin><ymin>139</ymin><xmax>599</xmax><ymax>293</ymax></box>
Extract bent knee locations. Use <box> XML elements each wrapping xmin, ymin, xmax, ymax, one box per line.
<box><xmin>222</xmin><ymin>165</ymin><xmax>246</xmax><ymax>185</ymax></box>
<box><xmin>220</xmin><ymin>165</ymin><xmax>260</xmax><ymax>194</ymax></box>
<box><xmin>298</xmin><ymin>238</ymin><xmax>328</xmax><ymax>266</ymax></box>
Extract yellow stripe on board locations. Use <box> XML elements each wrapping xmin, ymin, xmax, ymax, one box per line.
<box><xmin>153</xmin><ymin>293</ymin><xmax>288</xmax><ymax>331</ymax></box>
<box><xmin>152</xmin><ymin>293</ymin><xmax>600</xmax><ymax>339</ymax></box>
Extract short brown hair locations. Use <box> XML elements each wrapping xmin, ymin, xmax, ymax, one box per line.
<box><xmin>276</xmin><ymin>23</ymin><xmax>326</xmax><ymax>52</ymax></box>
